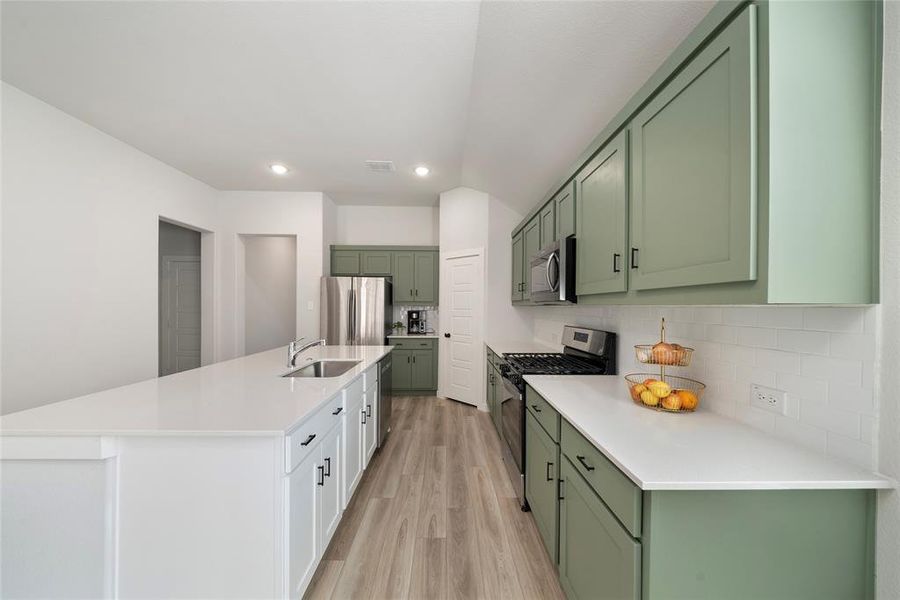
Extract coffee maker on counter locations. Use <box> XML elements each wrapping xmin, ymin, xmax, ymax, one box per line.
<box><xmin>407</xmin><ymin>310</ymin><xmax>427</xmax><ymax>334</ymax></box>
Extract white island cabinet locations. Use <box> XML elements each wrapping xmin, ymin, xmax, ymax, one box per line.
<box><xmin>0</xmin><ymin>345</ymin><xmax>388</xmax><ymax>600</ymax></box>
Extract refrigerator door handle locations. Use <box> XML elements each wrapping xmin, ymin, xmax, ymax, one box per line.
<box><xmin>348</xmin><ymin>287</ymin><xmax>355</xmax><ymax>344</ymax></box>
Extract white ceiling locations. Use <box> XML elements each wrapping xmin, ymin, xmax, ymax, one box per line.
<box><xmin>1</xmin><ymin>1</ymin><xmax>714</xmax><ymax>212</ymax></box>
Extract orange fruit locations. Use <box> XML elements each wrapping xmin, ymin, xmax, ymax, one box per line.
<box><xmin>643</xmin><ymin>378</ymin><xmax>659</xmax><ymax>386</ymax></box>
<box><xmin>678</xmin><ymin>390</ymin><xmax>699</xmax><ymax>410</ymax></box>
<box><xmin>661</xmin><ymin>394</ymin><xmax>683</xmax><ymax>411</ymax></box>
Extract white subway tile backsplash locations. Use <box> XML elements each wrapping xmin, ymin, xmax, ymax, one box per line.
<box><xmin>777</xmin><ymin>329</ymin><xmax>830</xmax><ymax>355</ymax></box>
<box><xmin>803</xmin><ymin>307</ymin><xmax>866</xmax><ymax>333</ymax></box>
<box><xmin>799</xmin><ymin>355</ymin><xmax>862</xmax><ymax>385</ymax></box>
<box><xmin>532</xmin><ymin>304</ymin><xmax>877</xmax><ymax>470</ymax></box>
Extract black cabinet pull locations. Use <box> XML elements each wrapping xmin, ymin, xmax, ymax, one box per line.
<box><xmin>558</xmin><ymin>479</ymin><xmax>565</xmax><ymax>501</ymax></box>
<box><xmin>413</xmin><ymin>355</ymin><xmax>416</xmax><ymax>364</ymax></box>
<box><xmin>613</xmin><ymin>253</ymin><xmax>621</xmax><ymax>273</ymax></box>
<box><xmin>576</xmin><ymin>455</ymin><xmax>595</xmax><ymax>471</ymax></box>
<box><xmin>361</xmin><ymin>409</ymin><xmax>367</xmax><ymax>424</ymax></box>
<box><xmin>531</xmin><ymin>404</ymin><xmax>542</xmax><ymax>413</ymax></box>
<box><xmin>366</xmin><ymin>404</ymin><xmax>372</xmax><ymax>417</ymax></box>
<box><xmin>317</xmin><ymin>465</ymin><xmax>325</xmax><ymax>486</ymax></box>
<box><xmin>324</xmin><ymin>457</ymin><xmax>331</xmax><ymax>477</ymax></box>
<box><xmin>415</xmin><ymin>289</ymin><xmax>418</xmax><ymax>296</ymax></box>
<box><xmin>300</xmin><ymin>434</ymin><xmax>316</xmax><ymax>447</ymax></box>
<box><xmin>332</xmin><ymin>407</ymin><xmax>343</xmax><ymax>415</ymax></box>
<box><xmin>407</xmin><ymin>356</ymin><xmax>411</xmax><ymax>363</ymax></box>
<box><xmin>419</xmin><ymin>342</ymin><xmax>428</xmax><ymax>346</ymax></box>
<box><xmin>409</xmin><ymin>288</ymin><xmax>413</xmax><ymax>296</ymax></box>
<box><xmin>630</xmin><ymin>247</ymin><xmax>639</xmax><ymax>269</ymax></box>
<box><xmin>546</xmin><ymin>461</ymin><xmax>554</xmax><ymax>481</ymax></box>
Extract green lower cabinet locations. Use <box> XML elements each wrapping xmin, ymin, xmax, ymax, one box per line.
<box><xmin>490</xmin><ymin>366</ymin><xmax>502</xmax><ymax>433</ymax></box>
<box><xmin>525</xmin><ymin>410</ymin><xmax>559</xmax><ymax>564</ymax></box>
<box><xmin>390</xmin><ymin>345</ymin><xmax>437</xmax><ymax>392</ymax></box>
<box><xmin>559</xmin><ymin>456</ymin><xmax>641</xmax><ymax>600</ymax></box>
<box><xmin>409</xmin><ymin>349</ymin><xmax>434</xmax><ymax>389</ymax></box>
<box><xmin>391</xmin><ymin>349</ymin><xmax>413</xmax><ymax>390</ymax></box>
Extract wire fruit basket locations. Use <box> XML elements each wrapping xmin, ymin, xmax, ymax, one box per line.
<box><xmin>625</xmin><ymin>318</ymin><xmax>705</xmax><ymax>413</ymax></box>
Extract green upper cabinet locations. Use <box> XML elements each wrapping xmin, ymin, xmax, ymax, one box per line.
<box><xmin>393</xmin><ymin>252</ymin><xmax>416</xmax><ymax>302</ymax></box>
<box><xmin>576</xmin><ymin>130</ymin><xmax>628</xmax><ymax>296</ymax></box>
<box><xmin>332</xmin><ymin>250</ymin><xmax>361</xmax><ymax>275</ymax></box>
<box><xmin>360</xmin><ymin>251</ymin><xmax>392</xmax><ymax>275</ymax></box>
<box><xmin>511</xmin><ymin>231</ymin><xmax>524</xmax><ymax>302</ymax></box>
<box><xmin>522</xmin><ymin>217</ymin><xmax>541</xmax><ymax>302</ymax></box>
<box><xmin>554</xmin><ymin>181</ymin><xmax>576</xmax><ymax>240</ymax></box>
<box><xmin>629</xmin><ymin>6</ymin><xmax>757</xmax><ymax>291</ymax></box>
<box><xmin>539</xmin><ymin>201</ymin><xmax>556</xmax><ymax>247</ymax></box>
<box><xmin>413</xmin><ymin>252</ymin><xmax>437</xmax><ymax>303</ymax></box>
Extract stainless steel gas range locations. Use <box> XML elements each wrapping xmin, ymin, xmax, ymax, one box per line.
<box><xmin>499</xmin><ymin>326</ymin><xmax>617</xmax><ymax>509</ymax></box>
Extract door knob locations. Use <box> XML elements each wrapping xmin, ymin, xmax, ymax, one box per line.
<box><xmin>444</xmin><ymin>333</ymin><xmax>451</xmax><ymax>338</ymax></box>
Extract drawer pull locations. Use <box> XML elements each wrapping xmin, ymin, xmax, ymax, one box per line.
<box><xmin>613</xmin><ymin>252</ymin><xmax>621</xmax><ymax>273</ymax></box>
<box><xmin>366</xmin><ymin>404</ymin><xmax>372</xmax><ymax>417</ymax></box>
<box><xmin>332</xmin><ymin>406</ymin><xmax>343</xmax><ymax>415</ymax></box>
<box><xmin>317</xmin><ymin>465</ymin><xmax>325</xmax><ymax>486</ymax></box>
<box><xmin>420</xmin><ymin>342</ymin><xmax>428</xmax><ymax>346</ymax></box>
<box><xmin>576</xmin><ymin>455</ymin><xmax>595</xmax><ymax>471</ymax></box>
<box><xmin>324</xmin><ymin>457</ymin><xmax>331</xmax><ymax>477</ymax></box>
<box><xmin>558</xmin><ymin>479</ymin><xmax>565</xmax><ymax>501</ymax></box>
<box><xmin>630</xmin><ymin>247</ymin><xmax>639</xmax><ymax>269</ymax></box>
<box><xmin>300</xmin><ymin>434</ymin><xmax>317</xmax><ymax>447</ymax></box>
<box><xmin>361</xmin><ymin>409</ymin><xmax>367</xmax><ymax>424</ymax></box>
<box><xmin>531</xmin><ymin>404</ymin><xmax>542</xmax><ymax>413</ymax></box>
<box><xmin>546</xmin><ymin>461</ymin><xmax>554</xmax><ymax>482</ymax></box>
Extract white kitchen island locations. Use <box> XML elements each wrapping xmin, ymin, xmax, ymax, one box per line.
<box><xmin>0</xmin><ymin>345</ymin><xmax>392</xmax><ymax>599</ymax></box>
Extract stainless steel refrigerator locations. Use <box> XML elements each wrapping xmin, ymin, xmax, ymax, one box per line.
<box><xmin>320</xmin><ymin>277</ymin><xmax>393</xmax><ymax>444</ymax></box>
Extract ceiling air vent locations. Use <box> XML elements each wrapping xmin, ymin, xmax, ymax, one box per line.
<box><xmin>364</xmin><ymin>160</ymin><xmax>395</xmax><ymax>173</ymax></box>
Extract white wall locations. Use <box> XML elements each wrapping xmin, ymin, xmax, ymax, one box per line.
<box><xmin>215</xmin><ymin>191</ymin><xmax>327</xmax><ymax>361</ymax></box>
<box><xmin>0</xmin><ymin>83</ymin><xmax>218</xmax><ymax>414</ymax></box>
<box><xmin>333</xmin><ymin>205</ymin><xmax>439</xmax><ymax>246</ymax></box>
<box><xmin>877</xmin><ymin>3</ymin><xmax>900</xmax><ymax>597</ymax></box>
<box><xmin>242</xmin><ymin>235</ymin><xmax>297</xmax><ymax>355</ymax></box>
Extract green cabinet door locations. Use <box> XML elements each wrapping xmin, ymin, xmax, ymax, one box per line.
<box><xmin>522</xmin><ymin>217</ymin><xmax>541</xmax><ymax>302</ymax></box>
<box><xmin>392</xmin><ymin>349</ymin><xmax>413</xmax><ymax>390</ymax></box>
<box><xmin>576</xmin><ymin>131</ymin><xmax>628</xmax><ymax>296</ymax></box>
<box><xmin>410</xmin><ymin>349</ymin><xmax>435</xmax><ymax>390</ymax></box>
<box><xmin>393</xmin><ymin>252</ymin><xmax>415</xmax><ymax>302</ymax></box>
<box><xmin>485</xmin><ymin>359</ymin><xmax>494</xmax><ymax>413</ymax></box>
<box><xmin>413</xmin><ymin>252</ymin><xmax>437</xmax><ymax>303</ymax></box>
<box><xmin>539</xmin><ymin>201</ymin><xmax>556</xmax><ymax>247</ymax></box>
<box><xmin>559</xmin><ymin>457</ymin><xmax>640</xmax><ymax>600</ymax></box>
<box><xmin>525</xmin><ymin>410</ymin><xmax>560</xmax><ymax>564</ymax></box>
<box><xmin>555</xmin><ymin>181</ymin><xmax>576</xmax><ymax>240</ymax></box>
<box><xmin>332</xmin><ymin>250</ymin><xmax>361</xmax><ymax>275</ymax></box>
<box><xmin>361</xmin><ymin>251</ymin><xmax>392</xmax><ymax>275</ymax></box>
<box><xmin>629</xmin><ymin>5</ymin><xmax>757</xmax><ymax>291</ymax></box>
<box><xmin>511</xmin><ymin>232</ymin><xmax>524</xmax><ymax>302</ymax></box>
<box><xmin>490</xmin><ymin>365</ymin><xmax>502</xmax><ymax>434</ymax></box>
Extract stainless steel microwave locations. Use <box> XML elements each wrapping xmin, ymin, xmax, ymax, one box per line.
<box><xmin>530</xmin><ymin>236</ymin><xmax>576</xmax><ymax>303</ymax></box>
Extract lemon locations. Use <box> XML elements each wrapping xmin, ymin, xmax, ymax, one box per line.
<box><xmin>640</xmin><ymin>390</ymin><xmax>659</xmax><ymax>406</ymax></box>
<box><xmin>647</xmin><ymin>381</ymin><xmax>671</xmax><ymax>399</ymax></box>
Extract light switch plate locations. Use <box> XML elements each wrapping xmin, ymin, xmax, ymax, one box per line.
<box><xmin>751</xmin><ymin>385</ymin><xmax>787</xmax><ymax>415</ymax></box>
<box><xmin>307</xmin><ymin>301</ymin><xmax>314</xmax><ymax>310</ymax></box>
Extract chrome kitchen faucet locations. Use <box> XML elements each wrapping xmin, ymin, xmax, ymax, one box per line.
<box><xmin>287</xmin><ymin>338</ymin><xmax>326</xmax><ymax>367</ymax></box>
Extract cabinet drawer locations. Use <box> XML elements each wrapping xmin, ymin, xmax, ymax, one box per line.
<box><xmin>561</xmin><ymin>419</ymin><xmax>642</xmax><ymax>538</ymax></box>
<box><xmin>286</xmin><ymin>393</ymin><xmax>343</xmax><ymax>473</ymax></box>
<box><xmin>525</xmin><ymin>384</ymin><xmax>560</xmax><ymax>442</ymax></box>
<box><xmin>362</xmin><ymin>364</ymin><xmax>378</xmax><ymax>392</ymax></box>
<box><xmin>390</xmin><ymin>338</ymin><xmax>435</xmax><ymax>350</ymax></box>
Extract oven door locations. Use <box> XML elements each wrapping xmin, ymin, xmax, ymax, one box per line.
<box><xmin>500</xmin><ymin>375</ymin><xmax>525</xmax><ymax>505</ymax></box>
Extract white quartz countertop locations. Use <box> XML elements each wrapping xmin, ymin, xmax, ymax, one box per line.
<box><xmin>0</xmin><ymin>346</ymin><xmax>392</xmax><ymax>437</ymax></box>
<box><xmin>524</xmin><ymin>375</ymin><xmax>893</xmax><ymax>491</ymax></box>
<box><xmin>387</xmin><ymin>334</ymin><xmax>439</xmax><ymax>339</ymax></box>
<box><xmin>485</xmin><ymin>338</ymin><xmax>559</xmax><ymax>356</ymax></box>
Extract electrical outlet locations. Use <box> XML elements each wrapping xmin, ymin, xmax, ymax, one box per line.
<box><xmin>751</xmin><ymin>385</ymin><xmax>787</xmax><ymax>415</ymax></box>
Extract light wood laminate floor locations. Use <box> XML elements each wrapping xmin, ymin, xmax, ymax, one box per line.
<box><xmin>305</xmin><ymin>395</ymin><xmax>565</xmax><ymax>600</ymax></box>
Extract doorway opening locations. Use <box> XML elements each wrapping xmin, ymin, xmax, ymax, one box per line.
<box><xmin>238</xmin><ymin>234</ymin><xmax>298</xmax><ymax>356</ymax></box>
<box><xmin>159</xmin><ymin>220</ymin><xmax>202</xmax><ymax>376</ymax></box>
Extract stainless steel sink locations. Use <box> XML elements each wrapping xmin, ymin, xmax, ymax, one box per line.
<box><xmin>282</xmin><ymin>360</ymin><xmax>360</xmax><ymax>378</ymax></box>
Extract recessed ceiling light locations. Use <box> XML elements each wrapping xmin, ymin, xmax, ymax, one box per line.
<box><xmin>269</xmin><ymin>163</ymin><xmax>289</xmax><ymax>175</ymax></box>
<box><xmin>414</xmin><ymin>166</ymin><xmax>430</xmax><ymax>177</ymax></box>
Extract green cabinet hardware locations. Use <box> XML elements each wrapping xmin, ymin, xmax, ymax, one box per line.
<box><xmin>522</xmin><ymin>217</ymin><xmax>541</xmax><ymax>302</ymax></box>
<box><xmin>332</xmin><ymin>250</ymin><xmax>361</xmax><ymax>275</ymax></box>
<box><xmin>510</xmin><ymin>2</ymin><xmax>878</xmax><ymax>305</ymax></box>
<box><xmin>539</xmin><ymin>201</ymin><xmax>556</xmax><ymax>246</ymax></box>
<box><xmin>561</xmin><ymin>419</ymin><xmax>641</xmax><ymax>537</ymax></box>
<box><xmin>630</xmin><ymin>5</ymin><xmax>757</xmax><ymax>291</ymax></box>
<box><xmin>390</xmin><ymin>341</ymin><xmax>437</xmax><ymax>392</ymax></box>
<box><xmin>525</xmin><ymin>409</ymin><xmax>560</xmax><ymax>564</ymax></box>
<box><xmin>511</xmin><ymin>232</ymin><xmax>524</xmax><ymax>302</ymax></box>
<box><xmin>360</xmin><ymin>251</ymin><xmax>392</xmax><ymax>275</ymax></box>
<box><xmin>330</xmin><ymin>246</ymin><xmax>438</xmax><ymax>305</ymax></box>
<box><xmin>526</xmin><ymin>384</ymin><xmax>560</xmax><ymax>442</ymax></box>
<box><xmin>554</xmin><ymin>181</ymin><xmax>576</xmax><ymax>241</ymax></box>
<box><xmin>558</xmin><ymin>457</ymin><xmax>641</xmax><ymax>600</ymax></box>
<box><xmin>575</xmin><ymin>130</ymin><xmax>628</xmax><ymax>296</ymax></box>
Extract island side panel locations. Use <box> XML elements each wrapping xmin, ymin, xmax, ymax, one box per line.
<box><xmin>642</xmin><ymin>489</ymin><xmax>875</xmax><ymax>600</ymax></box>
<box><xmin>115</xmin><ymin>435</ymin><xmax>284</xmax><ymax>599</ymax></box>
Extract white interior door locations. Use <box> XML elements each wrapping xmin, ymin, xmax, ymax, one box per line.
<box><xmin>161</xmin><ymin>256</ymin><xmax>201</xmax><ymax>376</ymax></box>
<box><xmin>439</xmin><ymin>249</ymin><xmax>484</xmax><ymax>408</ymax></box>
